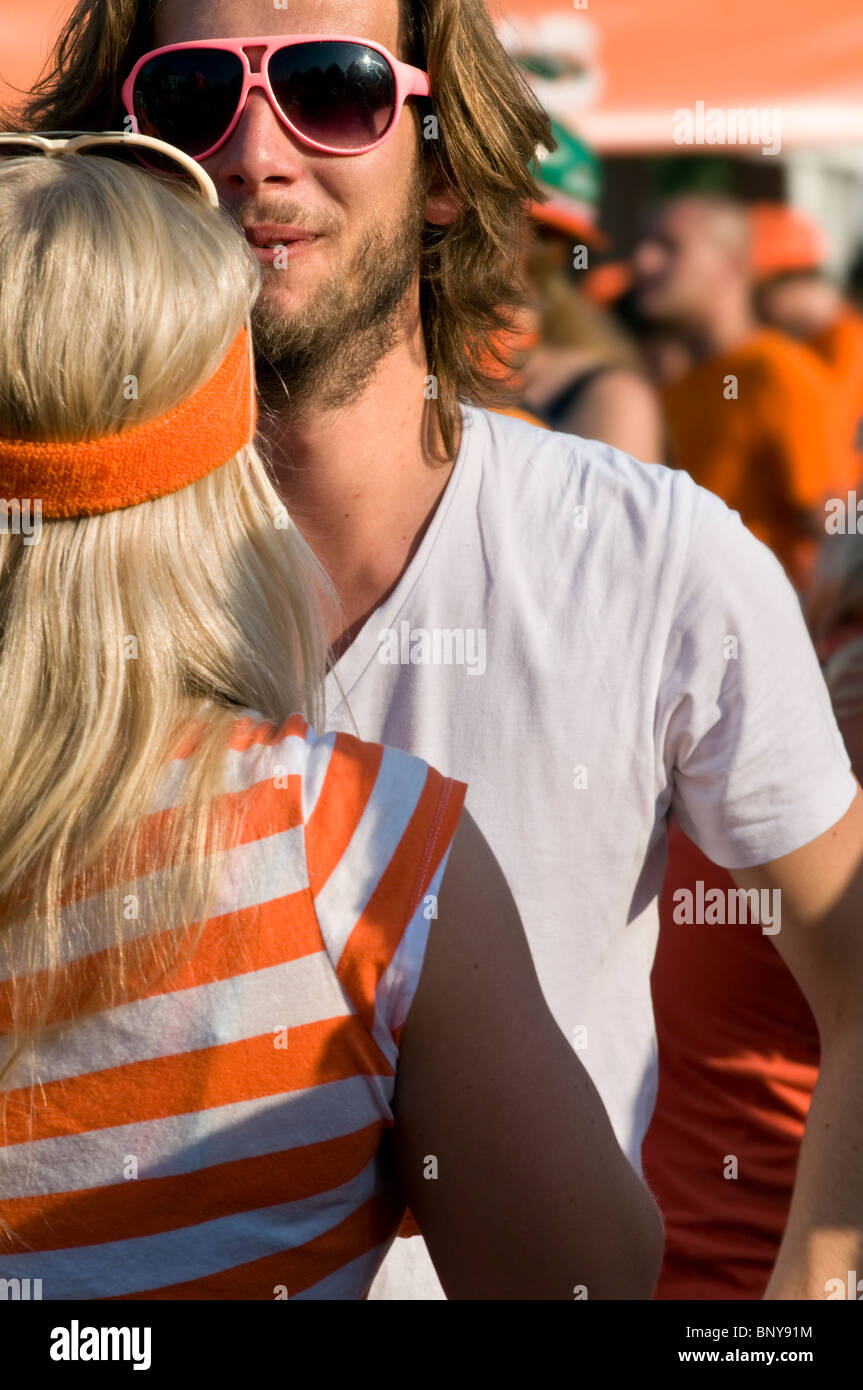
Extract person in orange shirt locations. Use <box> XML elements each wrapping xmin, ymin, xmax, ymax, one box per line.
<box><xmin>632</xmin><ymin>194</ymin><xmax>849</xmax><ymax>590</ymax></box>
<box><xmin>642</xmin><ymin>819</ymin><xmax>819</xmax><ymax>1301</ymax></box>
<box><xmin>751</xmin><ymin>202</ymin><xmax>863</xmax><ymax>492</ymax></box>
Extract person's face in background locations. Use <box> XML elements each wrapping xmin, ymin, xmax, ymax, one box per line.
<box><xmin>631</xmin><ymin>198</ymin><xmax>743</xmax><ymax>329</ymax></box>
<box><xmin>153</xmin><ymin>0</ymin><xmax>458</xmax><ymax>409</ymax></box>
<box><xmin>756</xmin><ymin>273</ymin><xmax>839</xmax><ymax>341</ymax></box>
<box><xmin>523</xmin><ymin>221</ymin><xmax>571</xmax><ymax>291</ymax></box>
<box><xmin>510</xmin><ymin>220</ymin><xmax>563</xmax><ymax>344</ymax></box>
<box><xmin>520</xmin><ymin>220</ymin><xmax>605</xmax><ymax>342</ymax></box>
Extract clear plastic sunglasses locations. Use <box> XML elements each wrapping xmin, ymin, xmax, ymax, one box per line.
<box><xmin>0</xmin><ymin>131</ymin><xmax>220</xmax><ymax>207</ymax></box>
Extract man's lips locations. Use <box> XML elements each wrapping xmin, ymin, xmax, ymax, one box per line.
<box><xmin>243</xmin><ymin>224</ymin><xmax>321</xmax><ymax>249</ymax></box>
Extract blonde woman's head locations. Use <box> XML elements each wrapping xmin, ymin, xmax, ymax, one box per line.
<box><xmin>0</xmin><ymin>152</ymin><xmax>255</xmax><ymax>439</ymax></box>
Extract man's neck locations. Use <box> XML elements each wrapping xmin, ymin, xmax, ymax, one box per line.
<box><xmin>262</xmin><ymin>336</ymin><xmax>461</xmax><ymax>656</ymax></box>
<box><xmin>687</xmin><ymin>294</ymin><xmax>759</xmax><ymax>363</ymax></box>
<box><xmin>804</xmin><ymin>288</ymin><xmax>846</xmax><ymax>341</ymax></box>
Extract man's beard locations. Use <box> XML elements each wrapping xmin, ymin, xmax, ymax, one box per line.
<box><xmin>251</xmin><ymin>183</ymin><xmax>427</xmax><ymax>419</ymax></box>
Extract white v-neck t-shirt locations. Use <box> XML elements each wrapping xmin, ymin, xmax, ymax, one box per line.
<box><xmin>322</xmin><ymin>403</ymin><xmax>855</xmax><ymax>1300</ymax></box>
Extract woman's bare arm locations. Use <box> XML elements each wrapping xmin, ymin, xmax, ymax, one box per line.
<box><xmin>392</xmin><ymin>808</ymin><xmax>664</xmax><ymax>1299</ymax></box>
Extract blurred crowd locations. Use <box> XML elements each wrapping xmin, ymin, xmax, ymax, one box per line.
<box><xmin>493</xmin><ymin>118</ymin><xmax>863</xmax><ymax>1301</ymax></box>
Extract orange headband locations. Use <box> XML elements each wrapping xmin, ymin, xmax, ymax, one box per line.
<box><xmin>0</xmin><ymin>326</ymin><xmax>256</xmax><ymax>519</ymax></box>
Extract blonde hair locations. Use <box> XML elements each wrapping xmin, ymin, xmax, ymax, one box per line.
<box><xmin>0</xmin><ymin>156</ymin><xmax>336</xmax><ymax>1159</ymax></box>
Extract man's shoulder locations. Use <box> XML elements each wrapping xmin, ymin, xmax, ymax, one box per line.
<box><xmin>741</xmin><ymin>329</ymin><xmax>834</xmax><ymax>395</ymax></box>
<box><xmin>814</xmin><ymin>308</ymin><xmax>863</xmax><ymax>373</ymax></box>
<box><xmin>466</xmin><ymin>402</ymin><xmax>704</xmax><ymax>522</ymax></box>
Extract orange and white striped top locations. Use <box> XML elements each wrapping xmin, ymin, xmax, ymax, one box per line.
<box><xmin>0</xmin><ymin>713</ymin><xmax>466</xmax><ymax>1299</ymax></box>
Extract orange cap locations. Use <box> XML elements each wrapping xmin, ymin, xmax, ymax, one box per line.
<box><xmin>748</xmin><ymin>203</ymin><xmax>830</xmax><ymax>280</ymax></box>
<box><xmin>0</xmin><ymin>327</ymin><xmax>256</xmax><ymax>519</ymax></box>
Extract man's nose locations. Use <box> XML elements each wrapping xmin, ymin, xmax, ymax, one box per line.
<box><xmin>632</xmin><ymin>240</ymin><xmax>663</xmax><ymax>279</ymax></box>
<box><xmin>205</xmin><ymin>87</ymin><xmax>307</xmax><ymax>188</ymax></box>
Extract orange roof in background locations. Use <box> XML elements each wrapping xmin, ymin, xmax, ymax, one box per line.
<box><xmin>3</xmin><ymin>2</ymin><xmax>863</xmax><ymax>148</ymax></box>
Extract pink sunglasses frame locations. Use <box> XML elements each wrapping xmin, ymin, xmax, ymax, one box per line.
<box><xmin>122</xmin><ymin>35</ymin><xmax>431</xmax><ymax>159</ymax></box>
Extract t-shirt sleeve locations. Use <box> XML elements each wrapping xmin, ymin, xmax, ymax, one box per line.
<box><xmin>300</xmin><ymin>726</ymin><xmax>467</xmax><ymax>1047</ymax></box>
<box><xmin>660</xmin><ymin>479</ymin><xmax>856</xmax><ymax>869</ymax></box>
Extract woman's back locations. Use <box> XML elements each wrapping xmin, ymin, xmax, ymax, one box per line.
<box><xmin>0</xmin><ymin>713</ymin><xmax>465</xmax><ymax>1299</ymax></box>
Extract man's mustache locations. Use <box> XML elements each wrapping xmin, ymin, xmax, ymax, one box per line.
<box><xmin>225</xmin><ymin>200</ymin><xmax>339</xmax><ymax>239</ymax></box>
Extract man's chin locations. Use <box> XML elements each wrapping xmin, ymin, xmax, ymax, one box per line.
<box><xmin>637</xmin><ymin>294</ymin><xmax>675</xmax><ymax>324</ymax></box>
<box><xmin>256</xmin><ymin>268</ymin><xmax>320</xmax><ymax>312</ymax></box>
<box><xmin>250</xmin><ymin>278</ymin><xmax>327</xmax><ymax>359</ymax></box>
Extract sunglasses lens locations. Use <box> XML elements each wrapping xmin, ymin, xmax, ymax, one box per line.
<box><xmin>74</xmin><ymin>141</ymin><xmax>200</xmax><ymax>189</ymax></box>
<box><xmin>0</xmin><ymin>143</ymin><xmax>45</xmax><ymax>161</ymax></box>
<box><xmin>269</xmin><ymin>42</ymin><xmax>397</xmax><ymax>150</ymax></box>
<box><xmin>133</xmin><ymin>50</ymin><xmax>244</xmax><ymax>156</ymax></box>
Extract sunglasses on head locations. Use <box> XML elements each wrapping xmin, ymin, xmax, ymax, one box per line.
<box><xmin>122</xmin><ymin>35</ymin><xmax>432</xmax><ymax>160</ymax></box>
<box><xmin>0</xmin><ymin>130</ymin><xmax>220</xmax><ymax>205</ymax></box>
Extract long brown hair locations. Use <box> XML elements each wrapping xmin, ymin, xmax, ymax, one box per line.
<box><xmin>4</xmin><ymin>0</ymin><xmax>553</xmax><ymax>459</ymax></box>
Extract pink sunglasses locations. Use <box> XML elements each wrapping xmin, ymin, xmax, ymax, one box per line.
<box><xmin>122</xmin><ymin>35</ymin><xmax>431</xmax><ymax>160</ymax></box>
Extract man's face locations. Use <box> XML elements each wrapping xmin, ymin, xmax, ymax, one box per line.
<box><xmin>631</xmin><ymin>200</ymin><xmax>730</xmax><ymax>327</ymax></box>
<box><xmin>153</xmin><ymin>0</ymin><xmax>430</xmax><ymax>412</ymax></box>
<box><xmin>523</xmin><ymin>222</ymin><xmax>571</xmax><ymax>291</ymax></box>
<box><xmin>757</xmin><ymin>275</ymin><xmax>828</xmax><ymax>341</ymax></box>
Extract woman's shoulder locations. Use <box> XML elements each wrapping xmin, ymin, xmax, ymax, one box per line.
<box><xmin>225</xmin><ymin>708</ymin><xmax>309</xmax><ymax>754</ymax></box>
<box><xmin>226</xmin><ymin>712</ymin><xmax>466</xmax><ymax>833</ymax></box>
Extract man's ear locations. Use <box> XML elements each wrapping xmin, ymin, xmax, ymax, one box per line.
<box><xmin>424</xmin><ymin>174</ymin><xmax>464</xmax><ymax>227</ymax></box>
